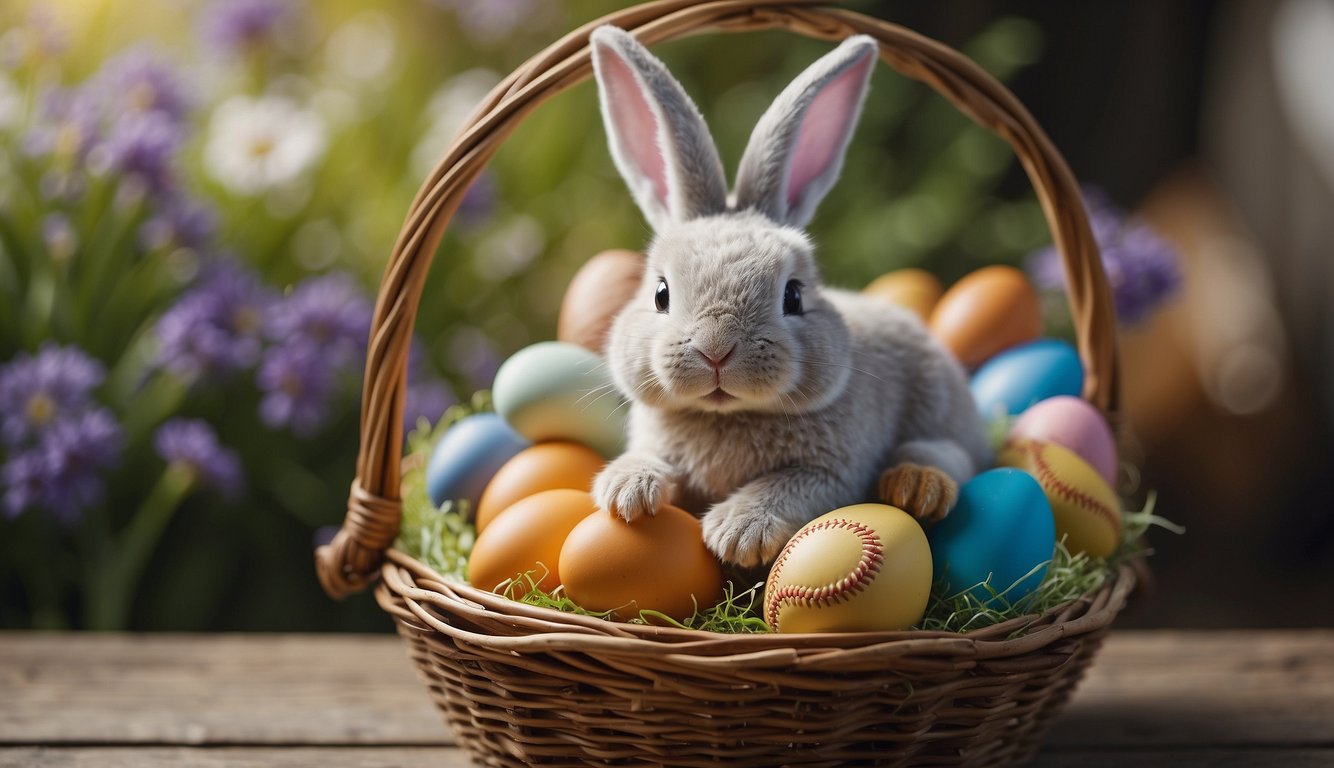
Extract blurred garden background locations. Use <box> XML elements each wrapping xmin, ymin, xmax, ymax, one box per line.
<box><xmin>1</xmin><ymin>0</ymin><xmax>1330</xmax><ymax>632</ymax></box>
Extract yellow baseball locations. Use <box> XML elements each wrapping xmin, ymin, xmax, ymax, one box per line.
<box><xmin>998</xmin><ymin>438</ymin><xmax>1122</xmax><ymax>558</ymax></box>
<box><xmin>764</xmin><ymin>504</ymin><xmax>932</xmax><ymax>633</ymax></box>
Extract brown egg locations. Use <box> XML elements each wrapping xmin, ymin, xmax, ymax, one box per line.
<box><xmin>475</xmin><ymin>441</ymin><xmax>606</xmax><ymax>533</ymax></box>
<box><xmin>466</xmin><ymin>488</ymin><xmax>598</xmax><ymax>597</ymax></box>
<box><xmin>929</xmin><ymin>265</ymin><xmax>1042</xmax><ymax>369</ymax></box>
<box><xmin>862</xmin><ymin>268</ymin><xmax>943</xmax><ymax>322</ymax></box>
<box><xmin>557</xmin><ymin>249</ymin><xmax>645</xmax><ymax>355</ymax></box>
<box><xmin>559</xmin><ymin>505</ymin><xmax>724</xmax><ymax>621</ymax></box>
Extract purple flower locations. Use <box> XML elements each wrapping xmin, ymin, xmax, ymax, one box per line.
<box><xmin>404</xmin><ymin>378</ymin><xmax>455</xmax><ymax>434</ymax></box>
<box><xmin>2</xmin><ymin>408</ymin><xmax>123</xmax><ymax>525</ymax></box>
<box><xmin>91</xmin><ymin>46</ymin><xmax>191</xmax><ymax>124</ymax></box>
<box><xmin>456</xmin><ymin>172</ymin><xmax>497</xmax><ymax>227</ymax></box>
<box><xmin>0</xmin><ymin>344</ymin><xmax>106</xmax><ymax>447</ymax></box>
<box><xmin>155</xmin><ymin>261</ymin><xmax>275</xmax><ymax>381</ymax></box>
<box><xmin>448</xmin><ymin>327</ymin><xmax>500</xmax><ymax>391</ymax></box>
<box><xmin>1027</xmin><ymin>188</ymin><xmax>1182</xmax><ymax>326</ymax></box>
<box><xmin>199</xmin><ymin>0</ymin><xmax>298</xmax><ymax>55</ymax></box>
<box><xmin>430</xmin><ymin>0</ymin><xmax>549</xmax><ymax>43</ymax></box>
<box><xmin>154</xmin><ymin>419</ymin><xmax>243</xmax><ymax>498</ymax></box>
<box><xmin>23</xmin><ymin>87</ymin><xmax>101</xmax><ymax>161</ymax></box>
<box><xmin>255</xmin><ymin>272</ymin><xmax>372</xmax><ymax>437</ymax></box>
<box><xmin>141</xmin><ymin>198</ymin><xmax>217</xmax><ymax>251</ymax></box>
<box><xmin>257</xmin><ymin>342</ymin><xmax>336</xmax><ymax>437</ymax></box>
<box><xmin>265</xmin><ymin>272</ymin><xmax>371</xmax><ymax>366</ymax></box>
<box><xmin>96</xmin><ymin>111</ymin><xmax>182</xmax><ymax>193</ymax></box>
<box><xmin>42</xmin><ymin>213</ymin><xmax>77</xmax><ymax>262</ymax></box>
<box><xmin>1</xmin><ymin>8</ymin><xmax>69</xmax><ymax>68</ymax></box>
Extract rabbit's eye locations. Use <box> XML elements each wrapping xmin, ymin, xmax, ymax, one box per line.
<box><xmin>655</xmin><ymin>277</ymin><xmax>670</xmax><ymax>313</ymax></box>
<box><xmin>783</xmin><ymin>280</ymin><xmax>803</xmax><ymax>316</ymax></box>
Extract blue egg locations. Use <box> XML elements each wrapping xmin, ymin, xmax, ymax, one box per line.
<box><xmin>425</xmin><ymin>413</ymin><xmax>531</xmax><ymax>509</ymax></box>
<box><xmin>970</xmin><ymin>338</ymin><xmax>1083</xmax><ymax>418</ymax></box>
<box><xmin>928</xmin><ymin>468</ymin><xmax>1055</xmax><ymax>605</ymax></box>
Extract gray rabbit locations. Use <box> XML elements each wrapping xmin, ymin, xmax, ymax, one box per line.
<box><xmin>588</xmin><ymin>26</ymin><xmax>991</xmax><ymax>567</ymax></box>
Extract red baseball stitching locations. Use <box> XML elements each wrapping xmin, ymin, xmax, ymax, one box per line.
<box><xmin>765</xmin><ymin>518</ymin><xmax>884</xmax><ymax>631</ymax></box>
<box><xmin>1021</xmin><ymin>441</ymin><xmax>1119</xmax><ymax>532</ymax></box>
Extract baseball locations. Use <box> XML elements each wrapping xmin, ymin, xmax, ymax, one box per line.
<box><xmin>764</xmin><ymin>504</ymin><xmax>932</xmax><ymax>633</ymax></box>
<box><xmin>998</xmin><ymin>438</ymin><xmax>1122</xmax><ymax>558</ymax></box>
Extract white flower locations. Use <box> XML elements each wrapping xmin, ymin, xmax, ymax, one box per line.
<box><xmin>472</xmin><ymin>214</ymin><xmax>544</xmax><ymax>281</ymax></box>
<box><xmin>0</xmin><ymin>72</ymin><xmax>22</xmax><ymax>131</ymax></box>
<box><xmin>324</xmin><ymin>12</ymin><xmax>396</xmax><ymax>83</ymax></box>
<box><xmin>203</xmin><ymin>94</ymin><xmax>327</xmax><ymax>195</ymax></box>
<box><xmin>412</xmin><ymin>68</ymin><xmax>500</xmax><ymax>177</ymax></box>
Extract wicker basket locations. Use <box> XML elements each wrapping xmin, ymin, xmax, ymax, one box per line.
<box><xmin>316</xmin><ymin>2</ymin><xmax>1132</xmax><ymax>765</ymax></box>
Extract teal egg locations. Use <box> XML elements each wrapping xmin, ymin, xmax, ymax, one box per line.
<box><xmin>971</xmin><ymin>338</ymin><xmax>1083</xmax><ymax>418</ymax></box>
<box><xmin>927</xmin><ymin>468</ymin><xmax>1055</xmax><ymax>605</ymax></box>
<box><xmin>425</xmin><ymin>413</ymin><xmax>530</xmax><ymax>508</ymax></box>
<box><xmin>491</xmin><ymin>341</ymin><xmax>627</xmax><ymax>458</ymax></box>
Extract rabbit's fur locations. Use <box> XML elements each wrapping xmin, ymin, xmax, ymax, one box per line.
<box><xmin>589</xmin><ymin>26</ymin><xmax>991</xmax><ymax>566</ymax></box>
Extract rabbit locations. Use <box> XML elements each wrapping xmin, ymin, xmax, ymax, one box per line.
<box><xmin>587</xmin><ymin>26</ymin><xmax>992</xmax><ymax>568</ymax></box>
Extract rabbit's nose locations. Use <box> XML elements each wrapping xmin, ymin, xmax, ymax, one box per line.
<box><xmin>695</xmin><ymin>344</ymin><xmax>735</xmax><ymax>371</ymax></box>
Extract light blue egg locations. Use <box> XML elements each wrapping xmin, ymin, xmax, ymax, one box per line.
<box><xmin>928</xmin><ymin>468</ymin><xmax>1055</xmax><ymax>605</ymax></box>
<box><xmin>491</xmin><ymin>341</ymin><xmax>627</xmax><ymax>458</ymax></box>
<box><xmin>425</xmin><ymin>413</ymin><xmax>530</xmax><ymax>508</ymax></box>
<box><xmin>971</xmin><ymin>338</ymin><xmax>1083</xmax><ymax>418</ymax></box>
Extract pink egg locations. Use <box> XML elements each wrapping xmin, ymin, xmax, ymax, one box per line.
<box><xmin>1008</xmin><ymin>396</ymin><xmax>1118</xmax><ymax>485</ymax></box>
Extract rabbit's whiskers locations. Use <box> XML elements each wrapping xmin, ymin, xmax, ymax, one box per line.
<box><xmin>792</xmin><ymin>357</ymin><xmax>887</xmax><ymax>385</ymax></box>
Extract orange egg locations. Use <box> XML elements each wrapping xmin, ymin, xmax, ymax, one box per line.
<box><xmin>466</xmin><ymin>488</ymin><xmax>598</xmax><ymax>597</ymax></box>
<box><xmin>862</xmin><ymin>268</ymin><xmax>943</xmax><ymax>322</ymax></box>
<box><xmin>557</xmin><ymin>249</ymin><xmax>645</xmax><ymax>355</ymax></box>
<box><xmin>475</xmin><ymin>442</ymin><xmax>606</xmax><ymax>533</ymax></box>
<box><xmin>929</xmin><ymin>265</ymin><xmax>1042</xmax><ymax>369</ymax></box>
<box><xmin>559</xmin><ymin>505</ymin><xmax>724</xmax><ymax>621</ymax></box>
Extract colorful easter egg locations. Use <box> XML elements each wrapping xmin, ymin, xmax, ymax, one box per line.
<box><xmin>998</xmin><ymin>439</ymin><xmax>1122</xmax><ymax>559</ymax></box>
<box><xmin>929</xmin><ymin>265</ymin><xmax>1042</xmax><ymax>368</ymax></box>
<box><xmin>557</xmin><ymin>249</ymin><xmax>645</xmax><ymax>355</ymax></box>
<box><xmin>1009</xmin><ymin>395</ymin><xmax>1118</xmax><ymax>486</ymax></box>
<box><xmin>425</xmin><ymin>412</ymin><xmax>530</xmax><ymax>508</ymax></box>
<box><xmin>927</xmin><ymin>469</ymin><xmax>1055</xmax><ymax>604</ymax></box>
<box><xmin>764</xmin><ymin>504</ymin><xmax>932</xmax><ymax>633</ymax></box>
<box><xmin>491</xmin><ymin>341</ymin><xmax>627</xmax><ymax>458</ymax></box>
<box><xmin>560</xmin><ymin>504</ymin><xmax>724</xmax><ymax>621</ymax></box>
<box><xmin>862</xmin><ymin>268</ymin><xmax>943</xmax><ymax>322</ymax></box>
<box><xmin>475</xmin><ymin>441</ymin><xmax>606</xmax><ymax>533</ymax></box>
<box><xmin>466</xmin><ymin>488</ymin><xmax>599</xmax><ymax>596</ymax></box>
<box><xmin>970</xmin><ymin>338</ymin><xmax>1083</xmax><ymax>419</ymax></box>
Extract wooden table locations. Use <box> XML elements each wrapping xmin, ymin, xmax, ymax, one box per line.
<box><xmin>1</xmin><ymin>630</ymin><xmax>1330</xmax><ymax>766</ymax></box>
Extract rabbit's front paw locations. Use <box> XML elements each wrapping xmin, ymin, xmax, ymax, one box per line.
<box><xmin>702</xmin><ymin>498</ymin><xmax>797</xmax><ymax>568</ymax></box>
<box><xmin>878</xmin><ymin>462</ymin><xmax>958</xmax><ymax>523</ymax></box>
<box><xmin>593</xmin><ymin>455</ymin><xmax>673</xmax><ymax>522</ymax></box>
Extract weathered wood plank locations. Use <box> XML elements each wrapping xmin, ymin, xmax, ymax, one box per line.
<box><xmin>2</xmin><ymin>630</ymin><xmax>1331</xmax><ymax>753</ymax></box>
<box><xmin>1033</xmin><ymin>749</ymin><xmax>1334</xmax><ymax>768</ymax></box>
<box><xmin>0</xmin><ymin>633</ymin><xmax>450</xmax><ymax>745</ymax></box>
<box><xmin>0</xmin><ymin>747</ymin><xmax>473</xmax><ymax>767</ymax></box>
<box><xmin>1043</xmin><ymin>630</ymin><xmax>1334</xmax><ymax>749</ymax></box>
<box><xmin>4</xmin><ymin>746</ymin><xmax>1331</xmax><ymax>768</ymax></box>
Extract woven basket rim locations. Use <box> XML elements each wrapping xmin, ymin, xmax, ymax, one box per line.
<box><xmin>378</xmin><ymin>546</ymin><xmax>1137</xmax><ymax>665</ymax></box>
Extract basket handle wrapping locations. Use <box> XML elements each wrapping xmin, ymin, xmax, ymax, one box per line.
<box><xmin>317</xmin><ymin>0</ymin><xmax>1118</xmax><ymax>598</ymax></box>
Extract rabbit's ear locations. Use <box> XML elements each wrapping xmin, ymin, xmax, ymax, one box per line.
<box><xmin>590</xmin><ymin>26</ymin><xmax>728</xmax><ymax>230</ymax></box>
<box><xmin>733</xmin><ymin>35</ymin><xmax>877</xmax><ymax>228</ymax></box>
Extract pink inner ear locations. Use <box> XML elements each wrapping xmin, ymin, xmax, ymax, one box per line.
<box><xmin>600</xmin><ymin>50</ymin><xmax>670</xmax><ymax>209</ymax></box>
<box><xmin>787</xmin><ymin>55</ymin><xmax>874</xmax><ymax>210</ymax></box>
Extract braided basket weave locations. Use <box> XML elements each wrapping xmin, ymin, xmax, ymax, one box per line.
<box><xmin>317</xmin><ymin>2</ymin><xmax>1133</xmax><ymax>765</ymax></box>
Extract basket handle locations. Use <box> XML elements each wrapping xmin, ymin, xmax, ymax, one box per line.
<box><xmin>316</xmin><ymin>0</ymin><xmax>1119</xmax><ymax>598</ymax></box>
